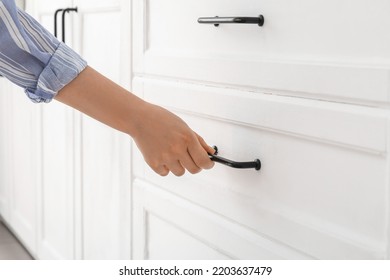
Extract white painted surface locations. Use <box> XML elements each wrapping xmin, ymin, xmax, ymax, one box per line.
<box><xmin>0</xmin><ymin>79</ymin><xmax>12</xmax><ymax>222</ymax></box>
<box><xmin>135</xmin><ymin>0</ymin><xmax>390</xmax><ymax>105</ymax></box>
<box><xmin>31</xmin><ymin>0</ymin><xmax>76</xmax><ymax>260</ymax></box>
<box><xmin>131</xmin><ymin>0</ymin><xmax>390</xmax><ymax>259</ymax></box>
<box><xmin>0</xmin><ymin>0</ymin><xmax>132</xmax><ymax>260</ymax></box>
<box><xmin>0</xmin><ymin>81</ymin><xmax>38</xmax><ymax>257</ymax></box>
<box><xmin>76</xmin><ymin>0</ymin><xmax>132</xmax><ymax>260</ymax></box>
<box><xmin>133</xmin><ymin>179</ymin><xmax>312</xmax><ymax>260</ymax></box>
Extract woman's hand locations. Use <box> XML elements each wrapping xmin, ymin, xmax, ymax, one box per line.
<box><xmin>56</xmin><ymin>66</ymin><xmax>215</xmax><ymax>176</ymax></box>
<box><xmin>132</xmin><ymin>102</ymin><xmax>215</xmax><ymax>176</ymax></box>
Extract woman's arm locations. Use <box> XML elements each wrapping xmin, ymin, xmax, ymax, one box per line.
<box><xmin>55</xmin><ymin>66</ymin><xmax>215</xmax><ymax>176</ymax></box>
<box><xmin>0</xmin><ymin>0</ymin><xmax>214</xmax><ymax>176</ymax></box>
<box><xmin>0</xmin><ymin>0</ymin><xmax>87</xmax><ymax>102</ymax></box>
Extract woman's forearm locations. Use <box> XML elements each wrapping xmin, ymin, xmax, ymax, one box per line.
<box><xmin>55</xmin><ymin>66</ymin><xmax>215</xmax><ymax>176</ymax></box>
<box><xmin>55</xmin><ymin>66</ymin><xmax>143</xmax><ymax>136</ymax></box>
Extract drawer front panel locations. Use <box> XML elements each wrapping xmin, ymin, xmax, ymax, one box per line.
<box><xmin>143</xmin><ymin>0</ymin><xmax>390</xmax><ymax>61</ymax></box>
<box><xmin>133</xmin><ymin>179</ymin><xmax>312</xmax><ymax>259</ymax></box>
<box><xmin>132</xmin><ymin>77</ymin><xmax>389</xmax><ymax>259</ymax></box>
<box><xmin>139</xmin><ymin>77</ymin><xmax>388</xmax><ymax>153</ymax></box>
<box><xmin>133</xmin><ymin>0</ymin><xmax>390</xmax><ymax>104</ymax></box>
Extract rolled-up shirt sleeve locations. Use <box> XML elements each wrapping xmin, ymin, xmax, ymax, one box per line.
<box><xmin>0</xmin><ymin>0</ymin><xmax>87</xmax><ymax>103</ymax></box>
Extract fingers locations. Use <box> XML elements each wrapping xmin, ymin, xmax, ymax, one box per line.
<box><xmin>147</xmin><ymin>132</ymin><xmax>215</xmax><ymax>177</ymax></box>
<box><xmin>154</xmin><ymin>164</ymin><xmax>169</xmax><ymax>177</ymax></box>
<box><xmin>167</xmin><ymin>161</ymin><xmax>186</xmax><ymax>177</ymax></box>
<box><xmin>159</xmin><ymin>154</ymin><xmax>209</xmax><ymax>177</ymax></box>
<box><xmin>180</xmin><ymin>153</ymin><xmax>202</xmax><ymax>174</ymax></box>
<box><xmin>156</xmin><ymin>153</ymin><xmax>203</xmax><ymax>177</ymax></box>
<box><xmin>195</xmin><ymin>133</ymin><xmax>216</xmax><ymax>155</ymax></box>
<box><xmin>188</xmin><ymin>134</ymin><xmax>215</xmax><ymax>170</ymax></box>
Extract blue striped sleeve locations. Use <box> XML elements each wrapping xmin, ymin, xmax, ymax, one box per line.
<box><xmin>0</xmin><ymin>0</ymin><xmax>87</xmax><ymax>103</ymax></box>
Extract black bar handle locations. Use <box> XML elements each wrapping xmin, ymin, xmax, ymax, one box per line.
<box><xmin>61</xmin><ymin>7</ymin><xmax>78</xmax><ymax>43</ymax></box>
<box><xmin>209</xmin><ymin>146</ymin><xmax>261</xmax><ymax>171</ymax></box>
<box><xmin>54</xmin><ymin>8</ymin><xmax>64</xmax><ymax>38</ymax></box>
<box><xmin>198</xmin><ymin>15</ymin><xmax>264</xmax><ymax>27</ymax></box>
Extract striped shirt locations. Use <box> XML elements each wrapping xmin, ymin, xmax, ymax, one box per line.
<box><xmin>0</xmin><ymin>0</ymin><xmax>87</xmax><ymax>102</ymax></box>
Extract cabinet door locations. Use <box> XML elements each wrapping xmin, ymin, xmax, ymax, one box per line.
<box><xmin>0</xmin><ymin>79</ymin><xmax>11</xmax><ymax>221</ymax></box>
<box><xmin>75</xmin><ymin>0</ymin><xmax>132</xmax><ymax>260</ymax></box>
<box><xmin>28</xmin><ymin>0</ymin><xmax>76</xmax><ymax>260</ymax></box>
<box><xmin>0</xmin><ymin>78</ymin><xmax>38</xmax><ymax>256</ymax></box>
<box><xmin>7</xmin><ymin>85</ymin><xmax>38</xmax><ymax>257</ymax></box>
<box><xmin>0</xmin><ymin>0</ymin><xmax>41</xmax><ymax>258</ymax></box>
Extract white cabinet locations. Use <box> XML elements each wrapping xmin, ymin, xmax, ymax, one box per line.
<box><xmin>0</xmin><ymin>80</ymin><xmax>38</xmax><ymax>257</ymax></box>
<box><xmin>75</xmin><ymin>0</ymin><xmax>131</xmax><ymax>260</ymax></box>
<box><xmin>0</xmin><ymin>0</ymin><xmax>40</xmax><ymax>258</ymax></box>
<box><xmin>27</xmin><ymin>0</ymin><xmax>78</xmax><ymax>260</ymax></box>
<box><xmin>28</xmin><ymin>0</ymin><xmax>132</xmax><ymax>260</ymax></box>
<box><xmin>131</xmin><ymin>0</ymin><xmax>390</xmax><ymax>259</ymax></box>
<box><xmin>2</xmin><ymin>0</ymin><xmax>389</xmax><ymax>260</ymax></box>
<box><xmin>0</xmin><ymin>0</ymin><xmax>131</xmax><ymax>259</ymax></box>
<box><xmin>0</xmin><ymin>79</ymin><xmax>12</xmax><ymax>222</ymax></box>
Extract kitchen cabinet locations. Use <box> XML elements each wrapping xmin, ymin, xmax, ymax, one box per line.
<box><xmin>26</xmin><ymin>0</ymin><xmax>79</xmax><ymax>260</ymax></box>
<box><xmin>75</xmin><ymin>0</ymin><xmax>131</xmax><ymax>260</ymax></box>
<box><xmin>131</xmin><ymin>0</ymin><xmax>390</xmax><ymax>259</ymax></box>
<box><xmin>0</xmin><ymin>0</ymin><xmax>40</xmax><ymax>258</ymax></box>
<box><xmin>2</xmin><ymin>0</ymin><xmax>390</xmax><ymax>260</ymax></box>
<box><xmin>0</xmin><ymin>76</ymin><xmax>38</xmax><ymax>257</ymax></box>
<box><xmin>28</xmin><ymin>0</ymin><xmax>132</xmax><ymax>260</ymax></box>
<box><xmin>0</xmin><ymin>79</ymin><xmax>12</xmax><ymax>224</ymax></box>
<box><xmin>0</xmin><ymin>0</ymin><xmax>131</xmax><ymax>259</ymax></box>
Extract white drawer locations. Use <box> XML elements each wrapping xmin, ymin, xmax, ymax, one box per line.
<box><xmin>133</xmin><ymin>179</ymin><xmax>312</xmax><ymax>259</ymax></box>
<box><xmin>133</xmin><ymin>0</ymin><xmax>390</xmax><ymax>104</ymax></box>
<box><xmin>132</xmin><ymin>77</ymin><xmax>389</xmax><ymax>259</ymax></box>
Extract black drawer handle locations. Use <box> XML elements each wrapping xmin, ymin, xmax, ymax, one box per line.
<box><xmin>209</xmin><ymin>146</ymin><xmax>261</xmax><ymax>171</ymax></box>
<box><xmin>61</xmin><ymin>7</ymin><xmax>78</xmax><ymax>43</ymax></box>
<box><xmin>54</xmin><ymin>8</ymin><xmax>64</xmax><ymax>38</ymax></box>
<box><xmin>198</xmin><ymin>15</ymin><xmax>264</xmax><ymax>27</ymax></box>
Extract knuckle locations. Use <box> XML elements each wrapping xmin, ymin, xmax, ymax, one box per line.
<box><xmin>181</xmin><ymin>131</ymin><xmax>193</xmax><ymax>142</ymax></box>
<box><xmin>171</xmin><ymin>147</ymin><xmax>183</xmax><ymax>157</ymax></box>
<box><xmin>147</xmin><ymin>160</ymin><xmax>169</xmax><ymax>176</ymax></box>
